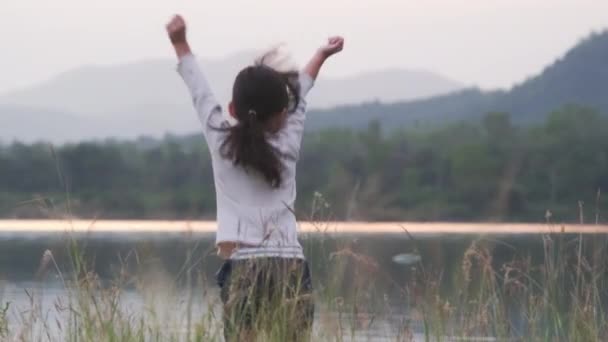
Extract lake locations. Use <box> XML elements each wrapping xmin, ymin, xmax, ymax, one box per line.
<box><xmin>1</xmin><ymin>220</ymin><xmax>607</xmax><ymax>341</ymax></box>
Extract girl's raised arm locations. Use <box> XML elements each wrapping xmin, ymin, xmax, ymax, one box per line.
<box><xmin>166</xmin><ymin>15</ymin><xmax>223</xmax><ymax>148</ymax></box>
<box><xmin>282</xmin><ymin>37</ymin><xmax>344</xmax><ymax>158</ymax></box>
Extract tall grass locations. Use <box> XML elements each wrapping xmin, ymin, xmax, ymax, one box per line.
<box><xmin>1</xmin><ymin>197</ymin><xmax>607</xmax><ymax>341</ymax></box>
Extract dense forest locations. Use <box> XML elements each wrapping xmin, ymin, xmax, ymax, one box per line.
<box><xmin>1</xmin><ymin>105</ymin><xmax>606</xmax><ymax>223</ymax></box>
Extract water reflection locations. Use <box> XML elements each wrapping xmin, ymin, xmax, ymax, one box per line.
<box><xmin>1</xmin><ymin>221</ymin><xmax>607</xmax><ymax>340</ymax></box>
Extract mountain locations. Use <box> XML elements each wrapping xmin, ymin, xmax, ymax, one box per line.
<box><xmin>309</xmin><ymin>68</ymin><xmax>463</xmax><ymax>108</ymax></box>
<box><xmin>3</xmin><ymin>30</ymin><xmax>608</xmax><ymax>143</ymax></box>
<box><xmin>0</xmin><ymin>52</ymin><xmax>257</xmax><ymax>120</ymax></box>
<box><xmin>305</xmin><ymin>30</ymin><xmax>608</xmax><ymax>130</ymax></box>
<box><xmin>0</xmin><ymin>51</ymin><xmax>463</xmax><ymax>143</ymax></box>
<box><xmin>497</xmin><ymin>31</ymin><xmax>608</xmax><ymax>121</ymax></box>
<box><xmin>305</xmin><ymin>89</ymin><xmax>503</xmax><ymax>131</ymax></box>
<box><xmin>0</xmin><ymin>106</ymin><xmax>107</xmax><ymax>143</ymax></box>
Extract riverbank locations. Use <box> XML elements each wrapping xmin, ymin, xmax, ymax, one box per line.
<box><xmin>1</xmin><ymin>219</ymin><xmax>607</xmax><ymax>234</ymax></box>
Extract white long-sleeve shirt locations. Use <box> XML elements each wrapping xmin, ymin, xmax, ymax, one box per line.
<box><xmin>177</xmin><ymin>53</ymin><xmax>314</xmax><ymax>259</ymax></box>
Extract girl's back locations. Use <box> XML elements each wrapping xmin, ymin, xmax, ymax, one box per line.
<box><xmin>166</xmin><ymin>14</ymin><xmax>343</xmax><ymax>341</ymax></box>
<box><xmin>177</xmin><ymin>52</ymin><xmax>314</xmax><ymax>252</ymax></box>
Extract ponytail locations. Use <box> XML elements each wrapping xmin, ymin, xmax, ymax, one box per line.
<box><xmin>221</xmin><ymin>116</ymin><xmax>283</xmax><ymax>188</ymax></box>
<box><xmin>219</xmin><ymin>47</ymin><xmax>301</xmax><ymax>188</ymax></box>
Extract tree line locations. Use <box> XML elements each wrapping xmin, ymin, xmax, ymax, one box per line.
<box><xmin>1</xmin><ymin>105</ymin><xmax>606</xmax><ymax>223</ymax></box>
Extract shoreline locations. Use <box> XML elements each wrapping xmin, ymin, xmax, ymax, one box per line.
<box><xmin>1</xmin><ymin>219</ymin><xmax>608</xmax><ymax>234</ymax></box>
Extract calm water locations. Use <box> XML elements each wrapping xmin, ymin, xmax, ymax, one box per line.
<box><xmin>1</xmin><ymin>221</ymin><xmax>606</xmax><ymax>341</ymax></box>
<box><xmin>2</xmin><ymin>283</ymin><xmax>418</xmax><ymax>341</ymax></box>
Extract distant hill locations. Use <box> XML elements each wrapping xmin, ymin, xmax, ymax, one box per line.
<box><xmin>305</xmin><ymin>89</ymin><xmax>503</xmax><ymax>131</ymax></box>
<box><xmin>310</xmin><ymin>68</ymin><xmax>464</xmax><ymax>108</ymax></box>
<box><xmin>0</xmin><ymin>106</ymin><xmax>106</xmax><ymax>143</ymax></box>
<box><xmin>3</xmin><ymin>30</ymin><xmax>608</xmax><ymax>143</ymax></box>
<box><xmin>0</xmin><ymin>51</ymin><xmax>463</xmax><ymax>143</ymax></box>
<box><xmin>497</xmin><ymin>31</ymin><xmax>608</xmax><ymax>122</ymax></box>
<box><xmin>305</xmin><ymin>31</ymin><xmax>608</xmax><ymax>130</ymax></box>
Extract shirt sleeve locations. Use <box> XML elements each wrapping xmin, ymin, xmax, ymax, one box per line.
<box><xmin>280</xmin><ymin>72</ymin><xmax>315</xmax><ymax>159</ymax></box>
<box><xmin>177</xmin><ymin>53</ymin><xmax>224</xmax><ymax>149</ymax></box>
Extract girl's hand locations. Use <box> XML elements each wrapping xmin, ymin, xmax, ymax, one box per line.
<box><xmin>304</xmin><ymin>36</ymin><xmax>345</xmax><ymax>80</ymax></box>
<box><xmin>166</xmin><ymin>15</ymin><xmax>191</xmax><ymax>58</ymax></box>
<box><xmin>318</xmin><ymin>36</ymin><xmax>345</xmax><ymax>58</ymax></box>
<box><xmin>166</xmin><ymin>15</ymin><xmax>187</xmax><ymax>45</ymax></box>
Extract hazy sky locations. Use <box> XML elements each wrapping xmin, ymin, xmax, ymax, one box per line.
<box><xmin>2</xmin><ymin>0</ymin><xmax>608</xmax><ymax>93</ymax></box>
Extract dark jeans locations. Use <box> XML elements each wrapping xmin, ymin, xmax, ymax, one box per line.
<box><xmin>216</xmin><ymin>257</ymin><xmax>314</xmax><ymax>342</ymax></box>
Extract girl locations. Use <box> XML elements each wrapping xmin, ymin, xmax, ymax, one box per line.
<box><xmin>166</xmin><ymin>15</ymin><xmax>344</xmax><ymax>341</ymax></box>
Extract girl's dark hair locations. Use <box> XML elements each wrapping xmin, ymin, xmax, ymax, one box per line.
<box><xmin>220</xmin><ymin>56</ymin><xmax>301</xmax><ymax>188</ymax></box>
